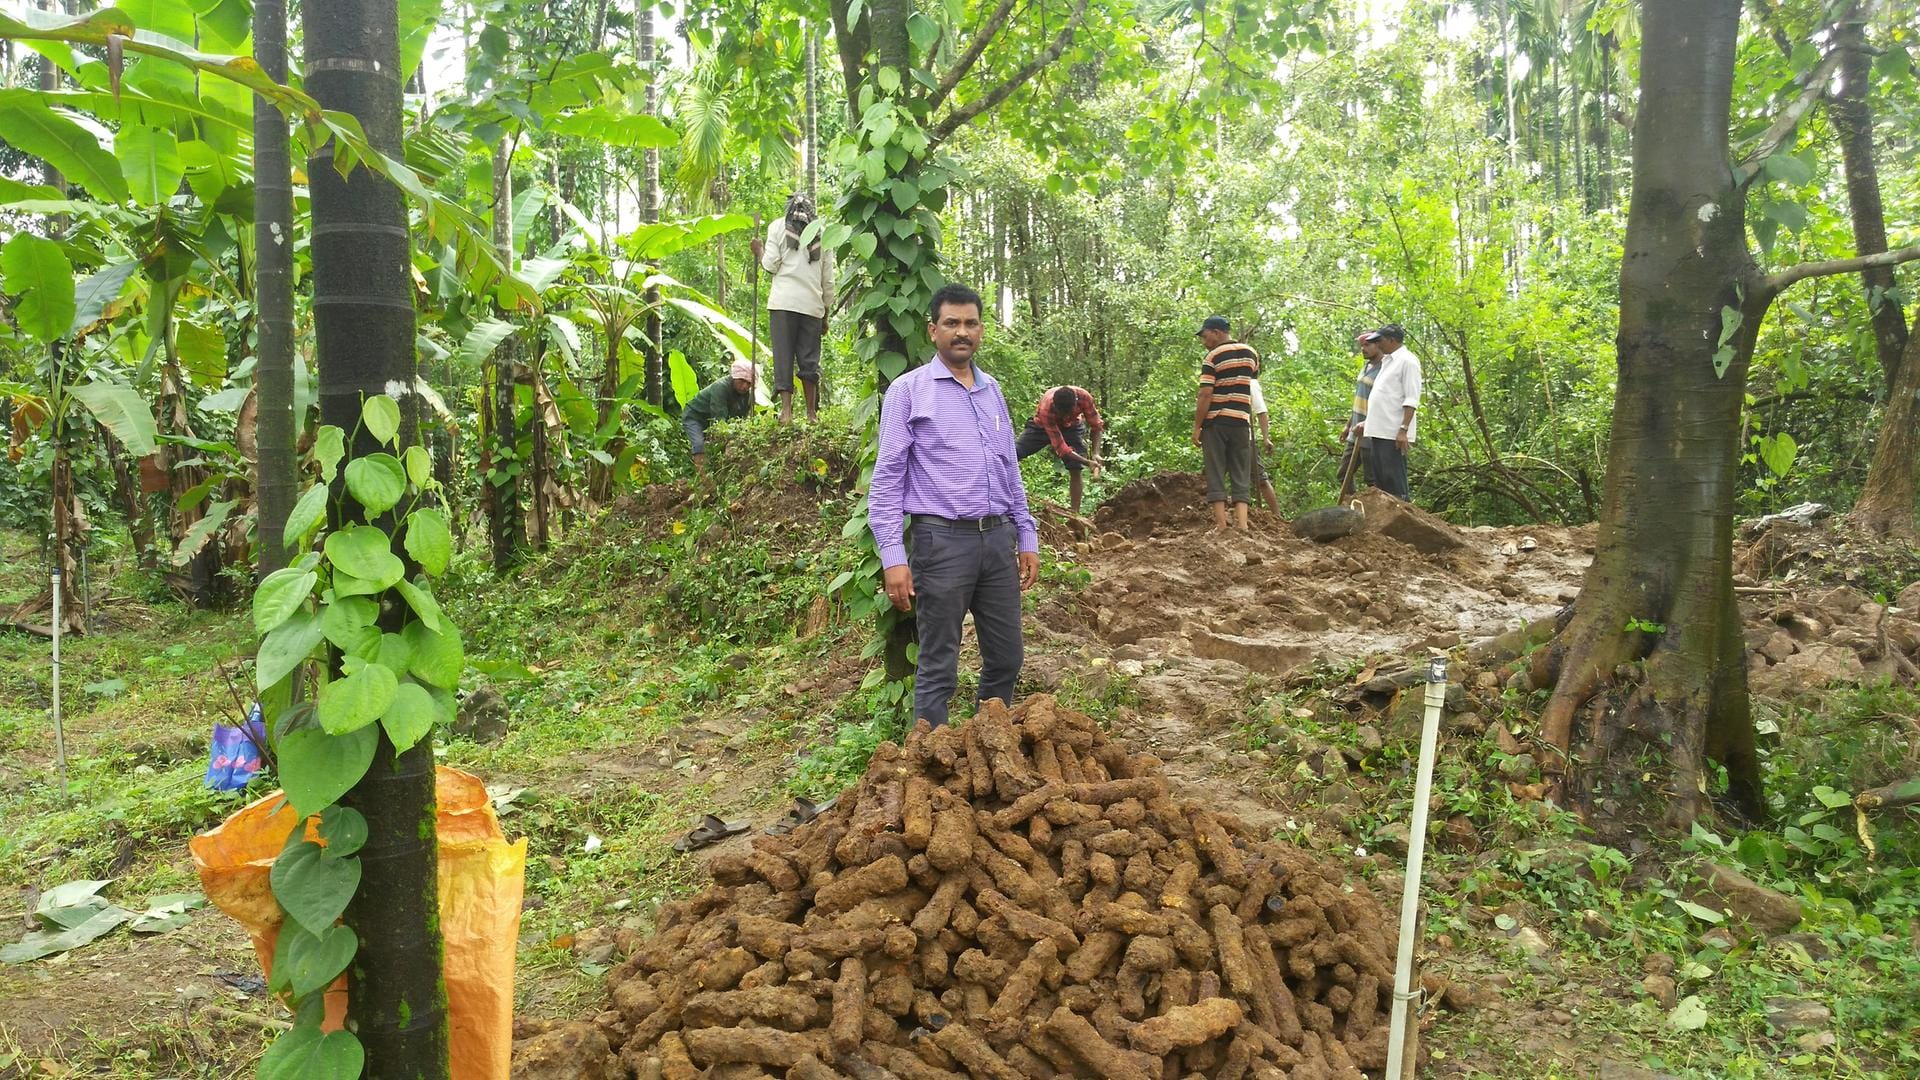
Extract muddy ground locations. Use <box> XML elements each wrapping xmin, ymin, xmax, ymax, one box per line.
<box><xmin>3</xmin><ymin>472</ymin><xmax>1915</xmax><ymax>1077</ymax></box>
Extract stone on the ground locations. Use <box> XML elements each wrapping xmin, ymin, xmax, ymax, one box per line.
<box><xmin>1354</xmin><ymin>488</ymin><xmax>1466</xmax><ymax>553</ymax></box>
<box><xmin>1699</xmin><ymin>927</ymin><xmax>1738</xmax><ymax>951</ymax></box>
<box><xmin>1765</xmin><ymin>997</ymin><xmax>1833</xmax><ymax>1032</ymax></box>
<box><xmin>1510</xmin><ymin>926</ymin><xmax>1551</xmax><ymax>956</ymax></box>
<box><xmin>1898</xmin><ymin>580</ymin><xmax>1920</xmax><ymax>612</ymax></box>
<box><xmin>511</xmin><ymin>1021</ymin><xmax>621</xmax><ymax>1080</ymax></box>
<box><xmin>1490</xmin><ymin>721</ymin><xmax>1525</xmax><ymax>756</ymax></box>
<box><xmin>1188</xmin><ymin>627</ymin><xmax>1312</xmax><ymax>675</ymax></box>
<box><xmin>1697</xmin><ymin>862</ymin><xmax>1802</xmax><ymax>931</ymax></box>
<box><xmin>1496</xmin><ymin>752</ymin><xmax>1537</xmax><ymax>780</ymax></box>
<box><xmin>1751</xmin><ymin>643</ymin><xmax>1865</xmax><ymax>697</ymax></box>
<box><xmin>454</xmin><ymin>685</ymin><xmax>509</xmax><ymax>743</ymax></box>
<box><xmin>1640</xmin><ymin>974</ymin><xmax>1678</xmax><ymax>1009</ymax></box>
<box><xmin>1291</xmin><ymin>505</ymin><xmax>1364</xmax><ymax>543</ymax></box>
<box><xmin>1598</xmin><ymin>1062</ymin><xmax>1683</xmax><ymax>1080</ymax></box>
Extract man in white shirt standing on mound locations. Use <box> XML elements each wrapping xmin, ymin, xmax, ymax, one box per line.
<box><xmin>751</xmin><ymin>193</ymin><xmax>835</xmax><ymax>424</ymax></box>
<box><xmin>1363</xmin><ymin>323</ymin><xmax>1421</xmax><ymax>501</ymax></box>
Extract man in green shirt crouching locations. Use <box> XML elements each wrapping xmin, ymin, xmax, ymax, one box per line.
<box><xmin>684</xmin><ymin>359</ymin><xmax>757</xmax><ymax>474</ymax></box>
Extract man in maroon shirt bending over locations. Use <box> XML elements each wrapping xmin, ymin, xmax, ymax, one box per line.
<box><xmin>869</xmin><ymin>283</ymin><xmax>1041</xmax><ymax>727</ymax></box>
<box><xmin>1015</xmin><ymin>385</ymin><xmax>1104</xmax><ymax>515</ymax></box>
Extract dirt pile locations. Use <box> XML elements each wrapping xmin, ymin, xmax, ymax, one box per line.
<box><xmin>597</xmin><ymin>695</ymin><xmax>1403</xmax><ymax>1080</ymax></box>
<box><xmin>1092</xmin><ymin>473</ymin><xmax>1271</xmax><ymax>541</ymax></box>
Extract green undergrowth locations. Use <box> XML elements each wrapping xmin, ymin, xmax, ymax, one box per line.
<box><xmin>0</xmin><ymin>529</ymin><xmax>255</xmax><ymax>895</ymax></box>
<box><xmin>1239</xmin><ymin>664</ymin><xmax>1920</xmax><ymax>1079</ymax></box>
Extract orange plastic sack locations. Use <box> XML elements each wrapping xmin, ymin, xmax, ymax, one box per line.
<box><xmin>190</xmin><ymin>766</ymin><xmax>528</xmax><ymax>1080</ymax></box>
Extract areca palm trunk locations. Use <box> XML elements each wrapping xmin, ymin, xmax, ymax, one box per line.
<box><xmin>252</xmin><ymin>0</ymin><xmax>296</xmax><ymax>575</ymax></box>
<box><xmin>304</xmin><ymin>0</ymin><xmax>449</xmax><ymax>1074</ymax></box>
<box><xmin>641</xmin><ymin>6</ymin><xmax>664</xmax><ymax>407</ymax></box>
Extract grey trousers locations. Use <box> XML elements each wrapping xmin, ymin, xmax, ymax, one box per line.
<box><xmin>770</xmin><ymin>308</ymin><xmax>822</xmax><ymax>389</ymax></box>
<box><xmin>1202</xmin><ymin>423</ymin><xmax>1252</xmax><ymax>504</ymax></box>
<box><xmin>1367</xmin><ymin>437</ymin><xmax>1410</xmax><ymax>501</ymax></box>
<box><xmin>908</xmin><ymin>518</ymin><xmax>1023</xmax><ymax>727</ymax></box>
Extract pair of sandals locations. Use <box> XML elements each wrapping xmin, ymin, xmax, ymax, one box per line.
<box><xmin>669</xmin><ymin>795</ymin><xmax>838</xmax><ymax>853</ymax></box>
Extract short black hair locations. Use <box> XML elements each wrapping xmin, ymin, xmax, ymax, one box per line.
<box><xmin>1052</xmin><ymin>387</ymin><xmax>1077</xmax><ymax>415</ymax></box>
<box><xmin>1376</xmin><ymin>323</ymin><xmax>1406</xmax><ymax>342</ymax></box>
<box><xmin>930</xmin><ymin>283</ymin><xmax>984</xmax><ymax>323</ymax></box>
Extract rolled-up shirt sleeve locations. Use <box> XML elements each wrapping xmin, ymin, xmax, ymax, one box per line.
<box><xmin>1080</xmin><ymin>390</ymin><xmax>1104</xmax><ymax>435</ymax></box>
<box><xmin>869</xmin><ymin>383</ymin><xmax>913</xmax><ymax>568</ymax></box>
<box><xmin>1403</xmin><ymin>357</ymin><xmax>1422</xmax><ymax>411</ymax></box>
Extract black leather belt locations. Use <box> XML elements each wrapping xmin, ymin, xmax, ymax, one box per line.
<box><xmin>912</xmin><ymin>514</ymin><xmax>1008</xmax><ymax>531</ymax></box>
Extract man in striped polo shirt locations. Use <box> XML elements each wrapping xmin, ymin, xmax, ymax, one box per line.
<box><xmin>1191</xmin><ymin>315</ymin><xmax>1261</xmax><ymax>532</ymax></box>
<box><xmin>1337</xmin><ymin>330</ymin><xmax>1385</xmax><ymax>501</ymax></box>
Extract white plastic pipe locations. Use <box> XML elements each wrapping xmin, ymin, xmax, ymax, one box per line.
<box><xmin>51</xmin><ymin>566</ymin><xmax>69</xmax><ymax>797</ymax></box>
<box><xmin>1386</xmin><ymin>655</ymin><xmax>1447</xmax><ymax>1079</ymax></box>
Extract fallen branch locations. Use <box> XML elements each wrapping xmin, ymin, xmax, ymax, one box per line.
<box><xmin>203</xmin><ymin>1006</ymin><xmax>293</xmax><ymax>1031</ymax></box>
<box><xmin>1854</xmin><ymin>775</ymin><xmax>1920</xmax><ymax>859</ymax></box>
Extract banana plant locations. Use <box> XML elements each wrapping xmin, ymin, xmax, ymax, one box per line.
<box><xmin>0</xmin><ymin>236</ymin><xmax>148</xmax><ymax>632</ymax></box>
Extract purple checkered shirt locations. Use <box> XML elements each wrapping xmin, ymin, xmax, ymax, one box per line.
<box><xmin>869</xmin><ymin>357</ymin><xmax>1040</xmax><ymax>569</ymax></box>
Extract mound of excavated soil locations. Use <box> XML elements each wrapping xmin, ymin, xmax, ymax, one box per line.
<box><xmin>593</xmin><ymin>696</ymin><xmax>1403</xmax><ymax>1080</ymax></box>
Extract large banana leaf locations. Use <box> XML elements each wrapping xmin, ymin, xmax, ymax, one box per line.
<box><xmin>115</xmin><ymin>123</ymin><xmax>184</xmax><ymax>205</ymax></box>
<box><xmin>457</xmin><ymin>319</ymin><xmax>517</xmax><ymax>368</ymax></box>
<box><xmin>69</xmin><ymin>261</ymin><xmax>140</xmax><ymax>336</ymax></box>
<box><xmin>0</xmin><ymin>90</ymin><xmax>129</xmax><ymax>203</ymax></box>
<box><xmin>0</xmin><ymin>234</ymin><xmax>76</xmax><ymax>344</ymax></box>
<box><xmin>70</xmin><ymin>379</ymin><xmax>158</xmax><ymax>455</ymax></box>
<box><xmin>547</xmin><ymin>107</ymin><xmax>677</xmax><ymax>150</ymax></box>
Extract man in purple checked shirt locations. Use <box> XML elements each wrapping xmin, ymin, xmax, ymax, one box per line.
<box><xmin>869</xmin><ymin>283</ymin><xmax>1042</xmax><ymax>727</ymax></box>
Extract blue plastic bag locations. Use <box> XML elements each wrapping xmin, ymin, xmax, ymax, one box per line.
<box><xmin>204</xmin><ymin>704</ymin><xmax>267</xmax><ymax>792</ymax></box>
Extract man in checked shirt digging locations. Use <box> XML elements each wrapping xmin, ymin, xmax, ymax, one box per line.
<box><xmin>868</xmin><ymin>283</ymin><xmax>1042</xmax><ymax>728</ymax></box>
<box><xmin>1015</xmin><ymin>384</ymin><xmax>1104</xmax><ymax>516</ymax></box>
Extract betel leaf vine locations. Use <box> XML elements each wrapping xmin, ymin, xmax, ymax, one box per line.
<box><xmin>252</xmin><ymin>393</ymin><xmax>462</xmax><ymax>1076</ymax></box>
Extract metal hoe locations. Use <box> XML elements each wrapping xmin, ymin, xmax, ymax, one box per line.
<box><xmin>1385</xmin><ymin>654</ymin><xmax>1447</xmax><ymax>1078</ymax></box>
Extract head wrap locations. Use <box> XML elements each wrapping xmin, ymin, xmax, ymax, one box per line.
<box><xmin>784</xmin><ymin>192</ymin><xmax>821</xmax><ymax>264</ymax></box>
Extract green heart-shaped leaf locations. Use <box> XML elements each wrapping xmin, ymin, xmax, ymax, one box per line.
<box><xmin>394</xmin><ymin>579</ymin><xmax>445</xmax><ymax>634</ymax></box>
<box><xmin>325</xmin><ymin>526</ymin><xmax>403</xmax><ymax>588</ymax></box>
<box><xmin>257</xmin><ymin>610</ymin><xmax>326</xmax><ymax>692</ymax></box>
<box><xmin>279</xmin><ymin>920</ymin><xmax>357</xmax><ymax>997</ymax></box>
<box><xmin>253</xmin><ymin>568</ymin><xmax>317</xmax><ymax>635</ymax></box>
<box><xmin>319</xmin><ymin>595</ymin><xmax>380</xmax><ymax>652</ymax></box>
<box><xmin>275</xmin><ymin>723</ymin><xmax>377</xmax><ymax>817</ymax></box>
<box><xmin>361</xmin><ymin>394</ymin><xmax>401</xmax><ymax>446</ymax></box>
<box><xmin>317</xmin><ymin>663</ymin><xmax>398</xmax><ymax>735</ymax></box>
<box><xmin>403</xmin><ymin>619</ymin><xmax>464</xmax><ymax>690</ymax></box>
<box><xmin>270</xmin><ymin>839</ymin><xmax>362</xmax><ymax>937</ymax></box>
<box><xmin>403</xmin><ymin>508</ymin><xmax>452</xmax><ymax>576</ymax></box>
<box><xmin>344</xmin><ymin>454</ymin><xmax>407</xmax><ymax>515</ymax></box>
<box><xmin>316</xmin><ymin>805</ymin><xmax>368</xmax><ymax>859</ymax></box>
<box><xmin>282</xmin><ymin>483</ymin><xmax>330</xmax><ymax>551</ymax></box>
<box><xmin>260</xmin><ymin>1026</ymin><xmax>363</xmax><ymax>1080</ymax></box>
<box><xmin>380</xmin><ymin>681</ymin><xmax>439</xmax><ymax>753</ymax></box>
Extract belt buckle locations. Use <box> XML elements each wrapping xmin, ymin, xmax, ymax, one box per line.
<box><xmin>977</xmin><ymin>517</ymin><xmax>991</xmax><ymax>532</ymax></box>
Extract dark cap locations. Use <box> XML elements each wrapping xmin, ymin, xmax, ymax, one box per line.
<box><xmin>1375</xmin><ymin>323</ymin><xmax>1406</xmax><ymax>342</ymax></box>
<box><xmin>1356</xmin><ymin>330</ymin><xmax>1382</xmax><ymax>343</ymax></box>
<box><xmin>1195</xmin><ymin>315</ymin><xmax>1231</xmax><ymax>336</ymax></box>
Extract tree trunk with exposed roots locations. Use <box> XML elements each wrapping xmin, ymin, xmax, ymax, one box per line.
<box><xmin>1851</xmin><ymin>318</ymin><xmax>1920</xmax><ymax>538</ymax></box>
<box><xmin>1530</xmin><ymin>0</ymin><xmax>1763</xmax><ymax>829</ymax></box>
